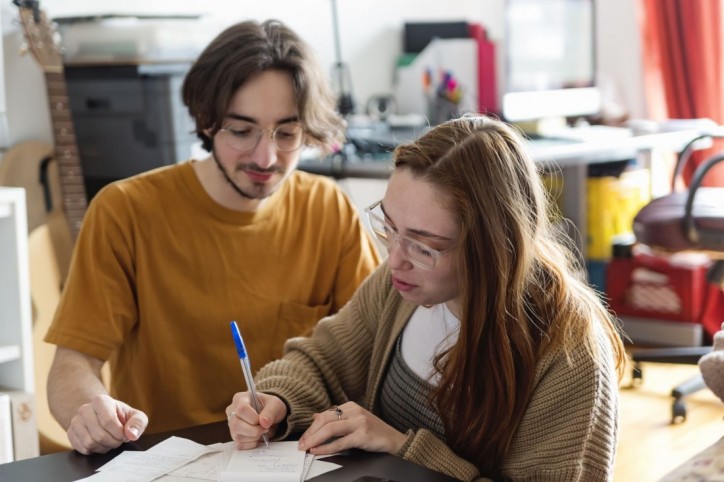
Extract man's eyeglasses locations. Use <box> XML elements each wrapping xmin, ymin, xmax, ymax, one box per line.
<box><xmin>364</xmin><ymin>200</ymin><xmax>453</xmax><ymax>270</ymax></box>
<box><xmin>218</xmin><ymin>121</ymin><xmax>305</xmax><ymax>152</ymax></box>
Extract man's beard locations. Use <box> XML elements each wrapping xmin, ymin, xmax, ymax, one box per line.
<box><xmin>211</xmin><ymin>147</ymin><xmax>282</xmax><ymax>200</ymax></box>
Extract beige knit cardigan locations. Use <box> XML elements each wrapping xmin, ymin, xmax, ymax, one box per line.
<box><xmin>256</xmin><ymin>264</ymin><xmax>619</xmax><ymax>481</ymax></box>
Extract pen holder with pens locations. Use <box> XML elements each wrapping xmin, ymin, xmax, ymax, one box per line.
<box><xmin>425</xmin><ymin>69</ymin><xmax>463</xmax><ymax>125</ymax></box>
<box><xmin>429</xmin><ymin>95</ymin><xmax>460</xmax><ymax>125</ymax></box>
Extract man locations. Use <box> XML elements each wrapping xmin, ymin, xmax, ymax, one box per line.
<box><xmin>45</xmin><ymin>19</ymin><xmax>380</xmax><ymax>455</ymax></box>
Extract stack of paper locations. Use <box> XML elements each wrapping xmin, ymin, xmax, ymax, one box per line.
<box><xmin>79</xmin><ymin>437</ymin><xmax>341</xmax><ymax>481</ymax></box>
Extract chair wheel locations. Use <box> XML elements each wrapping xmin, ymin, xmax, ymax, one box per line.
<box><xmin>672</xmin><ymin>399</ymin><xmax>687</xmax><ymax>424</ymax></box>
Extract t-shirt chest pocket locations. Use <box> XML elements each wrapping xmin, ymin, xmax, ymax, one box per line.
<box><xmin>270</xmin><ymin>301</ymin><xmax>332</xmax><ymax>361</ymax></box>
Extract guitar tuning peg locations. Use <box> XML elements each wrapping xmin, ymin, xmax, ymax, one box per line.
<box><xmin>18</xmin><ymin>41</ymin><xmax>28</xmax><ymax>56</ymax></box>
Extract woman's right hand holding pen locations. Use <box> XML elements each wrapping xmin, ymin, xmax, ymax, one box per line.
<box><xmin>226</xmin><ymin>391</ymin><xmax>287</xmax><ymax>449</ymax></box>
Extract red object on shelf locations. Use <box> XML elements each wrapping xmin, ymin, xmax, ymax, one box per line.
<box><xmin>468</xmin><ymin>23</ymin><xmax>498</xmax><ymax>115</ymax></box>
<box><xmin>606</xmin><ymin>252</ymin><xmax>710</xmax><ymax>324</ymax></box>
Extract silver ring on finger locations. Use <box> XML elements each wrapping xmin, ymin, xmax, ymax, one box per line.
<box><xmin>328</xmin><ymin>405</ymin><xmax>343</xmax><ymax>420</ymax></box>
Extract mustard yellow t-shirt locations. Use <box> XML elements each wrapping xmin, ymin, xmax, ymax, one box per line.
<box><xmin>45</xmin><ymin>161</ymin><xmax>381</xmax><ymax>433</ymax></box>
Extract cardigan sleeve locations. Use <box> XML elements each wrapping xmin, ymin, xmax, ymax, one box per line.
<box><xmin>500</xmin><ymin>336</ymin><xmax>619</xmax><ymax>481</ymax></box>
<box><xmin>255</xmin><ymin>264</ymin><xmax>392</xmax><ymax>437</ymax></box>
<box><xmin>397</xmin><ymin>429</ymin><xmax>490</xmax><ymax>481</ymax></box>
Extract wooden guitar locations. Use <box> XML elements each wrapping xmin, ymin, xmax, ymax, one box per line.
<box><xmin>14</xmin><ymin>0</ymin><xmax>90</xmax><ymax>454</ymax></box>
<box><xmin>15</xmin><ymin>0</ymin><xmax>87</xmax><ymax>243</ymax></box>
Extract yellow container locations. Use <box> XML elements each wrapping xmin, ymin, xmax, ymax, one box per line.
<box><xmin>586</xmin><ymin>169</ymin><xmax>650</xmax><ymax>260</ymax></box>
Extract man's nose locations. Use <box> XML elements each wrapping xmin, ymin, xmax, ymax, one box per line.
<box><xmin>250</xmin><ymin>131</ymin><xmax>277</xmax><ymax>169</ymax></box>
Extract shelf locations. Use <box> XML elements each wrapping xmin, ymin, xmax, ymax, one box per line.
<box><xmin>0</xmin><ymin>187</ymin><xmax>33</xmax><ymax>396</ymax></box>
<box><xmin>0</xmin><ymin>345</ymin><xmax>21</xmax><ymax>364</ymax></box>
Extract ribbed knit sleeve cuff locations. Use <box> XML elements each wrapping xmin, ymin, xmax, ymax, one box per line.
<box><xmin>397</xmin><ymin>428</ymin><xmax>483</xmax><ymax>481</ymax></box>
<box><xmin>395</xmin><ymin>429</ymin><xmax>415</xmax><ymax>458</ymax></box>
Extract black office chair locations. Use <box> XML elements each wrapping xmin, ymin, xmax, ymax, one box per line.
<box><xmin>628</xmin><ymin>134</ymin><xmax>724</xmax><ymax>423</ymax></box>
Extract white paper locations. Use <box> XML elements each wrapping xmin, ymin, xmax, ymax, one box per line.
<box><xmin>219</xmin><ymin>441</ymin><xmax>306</xmax><ymax>482</ymax></box>
<box><xmin>213</xmin><ymin>442</ymin><xmax>339</xmax><ymax>481</ymax></box>
<box><xmin>75</xmin><ymin>436</ymin><xmax>219</xmax><ymax>482</ymax></box>
<box><xmin>74</xmin><ymin>436</ymin><xmax>342</xmax><ymax>482</ymax></box>
<box><xmin>160</xmin><ymin>450</ymin><xmax>225</xmax><ymax>480</ymax></box>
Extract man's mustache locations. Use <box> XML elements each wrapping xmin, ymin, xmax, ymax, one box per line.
<box><xmin>234</xmin><ymin>164</ymin><xmax>283</xmax><ymax>174</ymax></box>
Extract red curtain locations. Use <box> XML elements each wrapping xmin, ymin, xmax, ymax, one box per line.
<box><xmin>638</xmin><ymin>0</ymin><xmax>724</xmax><ymax>186</ymax></box>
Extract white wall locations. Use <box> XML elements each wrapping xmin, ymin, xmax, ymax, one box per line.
<box><xmin>1</xmin><ymin>2</ymin><xmax>56</xmax><ymax>149</ymax></box>
<box><xmin>596</xmin><ymin>0</ymin><xmax>645</xmax><ymax>121</ymax></box>
<box><xmin>1</xmin><ymin>0</ymin><xmax>645</xmax><ymax>151</ymax></box>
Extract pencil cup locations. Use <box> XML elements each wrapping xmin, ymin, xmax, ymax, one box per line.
<box><xmin>430</xmin><ymin>96</ymin><xmax>460</xmax><ymax>125</ymax></box>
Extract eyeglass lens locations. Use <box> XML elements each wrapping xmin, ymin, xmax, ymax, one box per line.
<box><xmin>367</xmin><ymin>214</ymin><xmax>438</xmax><ymax>270</ymax></box>
<box><xmin>222</xmin><ymin>122</ymin><xmax>303</xmax><ymax>152</ymax></box>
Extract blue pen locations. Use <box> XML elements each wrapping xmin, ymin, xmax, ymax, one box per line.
<box><xmin>230</xmin><ymin>321</ymin><xmax>269</xmax><ymax>448</ymax></box>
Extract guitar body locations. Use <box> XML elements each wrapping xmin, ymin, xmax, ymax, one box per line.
<box><xmin>0</xmin><ymin>140</ymin><xmax>72</xmax><ymax>281</ymax></box>
<box><xmin>0</xmin><ymin>140</ymin><xmax>53</xmax><ymax>233</ymax></box>
<box><xmin>0</xmin><ymin>145</ymin><xmax>74</xmax><ymax>455</ymax></box>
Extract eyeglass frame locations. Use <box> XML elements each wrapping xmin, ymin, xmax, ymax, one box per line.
<box><xmin>364</xmin><ymin>200</ymin><xmax>455</xmax><ymax>270</ymax></box>
<box><xmin>217</xmin><ymin>121</ymin><xmax>306</xmax><ymax>153</ymax></box>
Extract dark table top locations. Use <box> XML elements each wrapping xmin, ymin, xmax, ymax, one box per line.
<box><xmin>0</xmin><ymin>420</ymin><xmax>458</xmax><ymax>481</ymax></box>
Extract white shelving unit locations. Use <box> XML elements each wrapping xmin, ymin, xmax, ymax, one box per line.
<box><xmin>0</xmin><ymin>187</ymin><xmax>33</xmax><ymax>393</ymax></box>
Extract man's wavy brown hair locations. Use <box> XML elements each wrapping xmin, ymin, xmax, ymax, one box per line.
<box><xmin>182</xmin><ymin>19</ymin><xmax>345</xmax><ymax>153</ymax></box>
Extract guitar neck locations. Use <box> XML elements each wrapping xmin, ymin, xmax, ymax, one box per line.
<box><xmin>44</xmin><ymin>70</ymin><xmax>87</xmax><ymax>241</ymax></box>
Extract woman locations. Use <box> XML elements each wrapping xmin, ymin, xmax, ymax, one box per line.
<box><xmin>226</xmin><ymin>114</ymin><xmax>627</xmax><ymax>481</ymax></box>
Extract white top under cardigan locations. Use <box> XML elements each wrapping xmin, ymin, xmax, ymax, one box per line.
<box><xmin>401</xmin><ymin>303</ymin><xmax>461</xmax><ymax>384</ymax></box>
